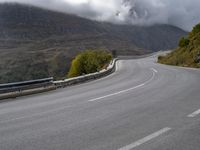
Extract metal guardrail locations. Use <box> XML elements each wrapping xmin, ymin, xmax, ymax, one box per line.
<box><xmin>0</xmin><ymin>59</ymin><xmax>117</xmax><ymax>100</ymax></box>
<box><xmin>0</xmin><ymin>77</ymin><xmax>54</xmax><ymax>96</ymax></box>
<box><xmin>0</xmin><ymin>77</ymin><xmax>53</xmax><ymax>89</ymax></box>
<box><xmin>1</xmin><ymin>52</ymin><xmax>157</xmax><ymax>100</ymax></box>
<box><xmin>0</xmin><ymin>52</ymin><xmax>155</xmax><ymax>100</ymax></box>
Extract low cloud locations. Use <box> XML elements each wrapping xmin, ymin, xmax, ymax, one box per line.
<box><xmin>123</xmin><ymin>0</ymin><xmax>200</xmax><ymax>31</ymax></box>
<box><xmin>0</xmin><ymin>0</ymin><xmax>200</xmax><ymax>31</ymax></box>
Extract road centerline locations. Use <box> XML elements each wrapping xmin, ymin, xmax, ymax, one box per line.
<box><xmin>118</xmin><ymin>127</ymin><xmax>171</xmax><ymax>150</ymax></box>
<box><xmin>151</xmin><ymin>68</ymin><xmax>158</xmax><ymax>73</ymax></box>
<box><xmin>188</xmin><ymin>109</ymin><xmax>200</xmax><ymax>117</ymax></box>
<box><xmin>88</xmin><ymin>68</ymin><xmax>157</xmax><ymax>102</ymax></box>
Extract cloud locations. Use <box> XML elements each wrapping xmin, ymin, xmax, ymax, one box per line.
<box><xmin>123</xmin><ymin>0</ymin><xmax>200</xmax><ymax>31</ymax></box>
<box><xmin>0</xmin><ymin>0</ymin><xmax>200</xmax><ymax>31</ymax></box>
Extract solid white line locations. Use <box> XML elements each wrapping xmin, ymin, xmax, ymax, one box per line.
<box><xmin>188</xmin><ymin>109</ymin><xmax>200</xmax><ymax>117</ymax></box>
<box><xmin>88</xmin><ymin>68</ymin><xmax>156</xmax><ymax>102</ymax></box>
<box><xmin>118</xmin><ymin>127</ymin><xmax>171</xmax><ymax>150</ymax></box>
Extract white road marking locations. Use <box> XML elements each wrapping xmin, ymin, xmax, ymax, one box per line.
<box><xmin>151</xmin><ymin>68</ymin><xmax>158</xmax><ymax>73</ymax></box>
<box><xmin>118</xmin><ymin>127</ymin><xmax>171</xmax><ymax>150</ymax></box>
<box><xmin>88</xmin><ymin>68</ymin><xmax>156</xmax><ymax>102</ymax></box>
<box><xmin>88</xmin><ymin>84</ymin><xmax>145</xmax><ymax>102</ymax></box>
<box><xmin>0</xmin><ymin>66</ymin><xmax>158</xmax><ymax>123</ymax></box>
<box><xmin>188</xmin><ymin>109</ymin><xmax>200</xmax><ymax>117</ymax></box>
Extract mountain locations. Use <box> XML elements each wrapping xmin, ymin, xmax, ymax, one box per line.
<box><xmin>0</xmin><ymin>3</ymin><xmax>187</xmax><ymax>83</ymax></box>
<box><xmin>158</xmin><ymin>23</ymin><xmax>200</xmax><ymax>68</ymax></box>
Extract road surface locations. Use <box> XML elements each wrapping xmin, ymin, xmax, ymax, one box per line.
<box><xmin>0</xmin><ymin>54</ymin><xmax>200</xmax><ymax>150</ymax></box>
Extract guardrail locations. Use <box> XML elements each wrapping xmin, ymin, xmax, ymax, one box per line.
<box><xmin>0</xmin><ymin>59</ymin><xmax>118</xmax><ymax>100</ymax></box>
<box><xmin>0</xmin><ymin>51</ymin><xmax>163</xmax><ymax>101</ymax></box>
<box><xmin>0</xmin><ymin>77</ymin><xmax>54</xmax><ymax>93</ymax></box>
<box><xmin>0</xmin><ymin>52</ymin><xmax>160</xmax><ymax>100</ymax></box>
<box><xmin>0</xmin><ymin>77</ymin><xmax>56</xmax><ymax>100</ymax></box>
<box><xmin>0</xmin><ymin>52</ymin><xmax>162</xmax><ymax>100</ymax></box>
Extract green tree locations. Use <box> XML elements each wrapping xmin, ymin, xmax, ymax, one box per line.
<box><xmin>67</xmin><ymin>54</ymin><xmax>83</xmax><ymax>77</ymax></box>
<box><xmin>68</xmin><ymin>50</ymin><xmax>112</xmax><ymax>78</ymax></box>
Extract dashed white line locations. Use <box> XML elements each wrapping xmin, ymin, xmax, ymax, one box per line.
<box><xmin>88</xmin><ymin>84</ymin><xmax>145</xmax><ymax>102</ymax></box>
<box><xmin>88</xmin><ymin>68</ymin><xmax>157</xmax><ymax>102</ymax></box>
<box><xmin>188</xmin><ymin>109</ymin><xmax>200</xmax><ymax>117</ymax></box>
<box><xmin>0</xmin><ymin>67</ymin><xmax>158</xmax><ymax>123</ymax></box>
<box><xmin>151</xmin><ymin>68</ymin><xmax>158</xmax><ymax>73</ymax></box>
<box><xmin>118</xmin><ymin>127</ymin><xmax>171</xmax><ymax>150</ymax></box>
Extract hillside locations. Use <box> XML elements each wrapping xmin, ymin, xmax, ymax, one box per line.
<box><xmin>158</xmin><ymin>23</ymin><xmax>200</xmax><ymax>68</ymax></box>
<box><xmin>0</xmin><ymin>3</ymin><xmax>187</xmax><ymax>83</ymax></box>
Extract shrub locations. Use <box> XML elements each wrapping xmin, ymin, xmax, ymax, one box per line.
<box><xmin>67</xmin><ymin>54</ymin><xmax>83</xmax><ymax>78</ymax></box>
<box><xmin>68</xmin><ymin>50</ymin><xmax>112</xmax><ymax>78</ymax></box>
<box><xmin>158</xmin><ymin>55</ymin><xmax>164</xmax><ymax>61</ymax></box>
<box><xmin>192</xmin><ymin>23</ymin><xmax>200</xmax><ymax>34</ymax></box>
<box><xmin>179</xmin><ymin>37</ymin><xmax>190</xmax><ymax>47</ymax></box>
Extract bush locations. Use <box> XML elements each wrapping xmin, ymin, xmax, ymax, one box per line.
<box><xmin>192</xmin><ymin>23</ymin><xmax>200</xmax><ymax>34</ymax></box>
<box><xmin>68</xmin><ymin>50</ymin><xmax>112</xmax><ymax>78</ymax></box>
<box><xmin>179</xmin><ymin>37</ymin><xmax>190</xmax><ymax>47</ymax></box>
<box><xmin>158</xmin><ymin>55</ymin><xmax>164</xmax><ymax>61</ymax></box>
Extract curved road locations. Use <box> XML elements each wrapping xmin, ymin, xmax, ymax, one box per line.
<box><xmin>0</xmin><ymin>54</ymin><xmax>200</xmax><ymax>150</ymax></box>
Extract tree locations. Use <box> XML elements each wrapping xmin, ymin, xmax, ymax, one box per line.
<box><xmin>67</xmin><ymin>54</ymin><xmax>83</xmax><ymax>77</ymax></box>
<box><xmin>68</xmin><ymin>50</ymin><xmax>112</xmax><ymax>78</ymax></box>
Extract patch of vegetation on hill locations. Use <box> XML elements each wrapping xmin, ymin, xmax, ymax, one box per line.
<box><xmin>68</xmin><ymin>50</ymin><xmax>112</xmax><ymax>78</ymax></box>
<box><xmin>158</xmin><ymin>23</ymin><xmax>200</xmax><ymax>68</ymax></box>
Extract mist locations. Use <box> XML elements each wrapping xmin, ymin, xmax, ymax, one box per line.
<box><xmin>0</xmin><ymin>0</ymin><xmax>200</xmax><ymax>31</ymax></box>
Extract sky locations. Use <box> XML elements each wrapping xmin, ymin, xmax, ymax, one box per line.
<box><xmin>0</xmin><ymin>0</ymin><xmax>200</xmax><ymax>31</ymax></box>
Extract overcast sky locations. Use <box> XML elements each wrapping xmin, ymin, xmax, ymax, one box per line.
<box><xmin>0</xmin><ymin>0</ymin><xmax>200</xmax><ymax>31</ymax></box>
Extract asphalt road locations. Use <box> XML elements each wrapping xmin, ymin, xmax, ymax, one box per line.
<box><xmin>0</xmin><ymin>54</ymin><xmax>200</xmax><ymax>150</ymax></box>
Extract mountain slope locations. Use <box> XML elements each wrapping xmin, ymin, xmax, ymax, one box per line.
<box><xmin>0</xmin><ymin>3</ymin><xmax>187</xmax><ymax>83</ymax></box>
<box><xmin>158</xmin><ymin>23</ymin><xmax>200</xmax><ymax>68</ymax></box>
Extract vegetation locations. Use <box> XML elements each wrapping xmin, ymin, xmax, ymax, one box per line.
<box><xmin>68</xmin><ymin>50</ymin><xmax>112</xmax><ymax>78</ymax></box>
<box><xmin>178</xmin><ymin>37</ymin><xmax>190</xmax><ymax>47</ymax></box>
<box><xmin>158</xmin><ymin>23</ymin><xmax>200</xmax><ymax>68</ymax></box>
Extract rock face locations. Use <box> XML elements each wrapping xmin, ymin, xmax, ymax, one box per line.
<box><xmin>0</xmin><ymin>3</ymin><xmax>187</xmax><ymax>83</ymax></box>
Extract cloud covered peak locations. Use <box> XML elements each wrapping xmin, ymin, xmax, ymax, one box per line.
<box><xmin>0</xmin><ymin>0</ymin><xmax>200</xmax><ymax>31</ymax></box>
<box><xmin>123</xmin><ymin>0</ymin><xmax>200</xmax><ymax>31</ymax></box>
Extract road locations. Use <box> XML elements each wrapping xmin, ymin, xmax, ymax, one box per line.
<box><xmin>0</xmin><ymin>54</ymin><xmax>200</xmax><ymax>150</ymax></box>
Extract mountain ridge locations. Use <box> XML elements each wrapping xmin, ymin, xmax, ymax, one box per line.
<box><xmin>0</xmin><ymin>3</ymin><xmax>187</xmax><ymax>83</ymax></box>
